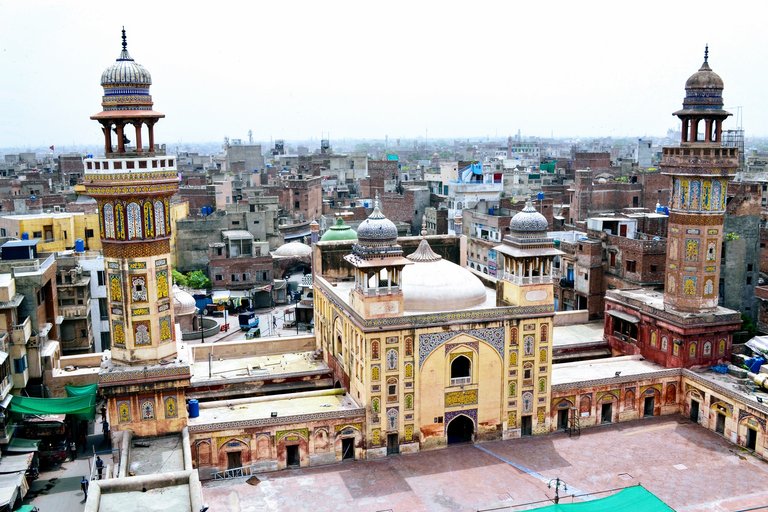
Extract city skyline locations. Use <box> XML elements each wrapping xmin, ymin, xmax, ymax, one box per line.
<box><xmin>1</xmin><ymin>0</ymin><xmax>767</xmax><ymax>148</ymax></box>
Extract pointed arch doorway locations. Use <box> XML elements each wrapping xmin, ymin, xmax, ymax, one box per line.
<box><xmin>446</xmin><ymin>415</ymin><xmax>474</xmax><ymax>444</ymax></box>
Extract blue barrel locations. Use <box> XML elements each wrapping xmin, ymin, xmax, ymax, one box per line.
<box><xmin>188</xmin><ymin>399</ymin><xmax>200</xmax><ymax>418</ymax></box>
<box><xmin>21</xmin><ymin>232</ymin><xmax>29</xmax><ymax>240</ymax></box>
<box><xmin>74</xmin><ymin>239</ymin><xmax>85</xmax><ymax>252</ymax></box>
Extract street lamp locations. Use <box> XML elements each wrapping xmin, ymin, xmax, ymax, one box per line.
<box><xmin>548</xmin><ymin>477</ymin><xmax>568</xmax><ymax>504</ymax></box>
<box><xmin>199</xmin><ymin>309</ymin><xmax>205</xmax><ymax>344</ymax></box>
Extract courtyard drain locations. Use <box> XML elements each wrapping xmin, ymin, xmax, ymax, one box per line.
<box><xmin>673</xmin><ymin>464</ymin><xmax>688</xmax><ymax>470</ymax></box>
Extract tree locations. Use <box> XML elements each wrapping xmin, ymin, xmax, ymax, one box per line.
<box><xmin>172</xmin><ymin>269</ymin><xmax>188</xmax><ymax>287</ymax></box>
<box><xmin>187</xmin><ymin>270</ymin><xmax>211</xmax><ymax>290</ymax></box>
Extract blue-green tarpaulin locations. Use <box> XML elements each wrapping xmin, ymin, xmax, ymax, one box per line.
<box><xmin>9</xmin><ymin>394</ymin><xmax>96</xmax><ymax>420</ymax></box>
<box><xmin>65</xmin><ymin>383</ymin><xmax>98</xmax><ymax>397</ymax></box>
<box><xmin>528</xmin><ymin>486</ymin><xmax>673</xmax><ymax>512</ymax></box>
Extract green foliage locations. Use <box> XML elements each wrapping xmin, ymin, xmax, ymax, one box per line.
<box><xmin>186</xmin><ymin>270</ymin><xmax>211</xmax><ymax>290</ymax></box>
<box><xmin>172</xmin><ymin>269</ymin><xmax>188</xmax><ymax>287</ymax></box>
<box><xmin>725</xmin><ymin>232</ymin><xmax>741</xmax><ymax>242</ymax></box>
<box><xmin>742</xmin><ymin>313</ymin><xmax>757</xmax><ymax>336</ymax></box>
<box><xmin>614</xmin><ymin>176</ymin><xmax>630</xmax><ymax>183</ymax></box>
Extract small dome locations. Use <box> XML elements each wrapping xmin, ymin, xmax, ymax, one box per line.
<box><xmin>173</xmin><ymin>285</ymin><xmax>196</xmax><ymax>316</ymax></box>
<box><xmin>356</xmin><ymin>200</ymin><xmax>398</xmax><ymax>246</ymax></box>
<box><xmin>320</xmin><ymin>217</ymin><xmax>357</xmax><ymax>242</ymax></box>
<box><xmin>402</xmin><ymin>239</ymin><xmax>487</xmax><ymax>311</ymax></box>
<box><xmin>685</xmin><ymin>61</ymin><xmax>724</xmax><ymax>90</ymax></box>
<box><xmin>681</xmin><ymin>47</ymin><xmax>725</xmax><ymax>111</ymax></box>
<box><xmin>101</xmin><ymin>30</ymin><xmax>152</xmax><ymax>86</ymax></box>
<box><xmin>510</xmin><ymin>201</ymin><xmax>548</xmax><ymax>233</ymax></box>
<box><xmin>274</xmin><ymin>241</ymin><xmax>312</xmax><ymax>258</ymax></box>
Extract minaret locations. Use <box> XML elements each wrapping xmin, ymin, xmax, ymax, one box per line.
<box><xmin>662</xmin><ymin>46</ymin><xmax>739</xmax><ymax>313</ymax></box>
<box><xmin>495</xmin><ymin>200</ymin><xmax>562</xmax><ymax>308</ymax></box>
<box><xmin>84</xmin><ymin>29</ymin><xmax>179</xmax><ymax>364</ymax></box>
<box><xmin>344</xmin><ymin>195</ymin><xmax>412</xmax><ymax>319</ymax></box>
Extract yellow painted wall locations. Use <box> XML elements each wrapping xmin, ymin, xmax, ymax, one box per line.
<box><xmin>0</xmin><ymin>213</ymin><xmax>101</xmax><ymax>252</ymax></box>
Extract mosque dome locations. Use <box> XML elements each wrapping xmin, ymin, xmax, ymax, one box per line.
<box><xmin>510</xmin><ymin>201</ymin><xmax>548</xmax><ymax>233</ymax></box>
<box><xmin>401</xmin><ymin>237</ymin><xmax>487</xmax><ymax>312</ymax></box>
<box><xmin>101</xmin><ymin>30</ymin><xmax>152</xmax><ymax>86</ymax></box>
<box><xmin>681</xmin><ymin>46</ymin><xmax>725</xmax><ymax>111</ymax></box>
<box><xmin>320</xmin><ymin>217</ymin><xmax>358</xmax><ymax>242</ymax></box>
<box><xmin>273</xmin><ymin>241</ymin><xmax>312</xmax><ymax>258</ymax></box>
<box><xmin>173</xmin><ymin>285</ymin><xmax>196</xmax><ymax>316</ymax></box>
<box><xmin>356</xmin><ymin>200</ymin><xmax>398</xmax><ymax>246</ymax></box>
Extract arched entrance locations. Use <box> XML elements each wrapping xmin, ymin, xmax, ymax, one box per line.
<box><xmin>446</xmin><ymin>415</ymin><xmax>474</xmax><ymax>444</ymax></box>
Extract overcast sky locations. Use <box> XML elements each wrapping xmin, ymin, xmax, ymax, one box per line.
<box><xmin>1</xmin><ymin>0</ymin><xmax>766</xmax><ymax>149</ymax></box>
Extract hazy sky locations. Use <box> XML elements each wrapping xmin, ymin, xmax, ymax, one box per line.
<box><xmin>1</xmin><ymin>0</ymin><xmax>766</xmax><ymax>150</ymax></box>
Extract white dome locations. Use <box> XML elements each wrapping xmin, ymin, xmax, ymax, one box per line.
<box><xmin>401</xmin><ymin>239</ymin><xmax>487</xmax><ymax>312</ymax></box>
<box><xmin>273</xmin><ymin>241</ymin><xmax>312</xmax><ymax>258</ymax></box>
<box><xmin>173</xmin><ymin>285</ymin><xmax>196</xmax><ymax>316</ymax></box>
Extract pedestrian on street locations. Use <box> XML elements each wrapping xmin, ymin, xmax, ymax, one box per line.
<box><xmin>95</xmin><ymin>456</ymin><xmax>104</xmax><ymax>479</ymax></box>
<box><xmin>102</xmin><ymin>419</ymin><xmax>110</xmax><ymax>438</ymax></box>
<box><xmin>80</xmin><ymin>476</ymin><xmax>89</xmax><ymax>499</ymax></box>
<box><xmin>100</xmin><ymin>404</ymin><xmax>107</xmax><ymax>419</ymax></box>
<box><xmin>69</xmin><ymin>440</ymin><xmax>77</xmax><ymax>461</ymax></box>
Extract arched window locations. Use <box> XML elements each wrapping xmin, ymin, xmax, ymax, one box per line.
<box><xmin>404</xmin><ymin>337</ymin><xmax>413</xmax><ymax>357</ymax></box>
<box><xmin>540</xmin><ymin>324</ymin><xmax>548</xmax><ymax>343</ymax></box>
<box><xmin>154</xmin><ymin>200</ymin><xmax>166</xmax><ymax>236</ymax></box>
<box><xmin>103</xmin><ymin>203</ymin><xmax>115</xmax><ymax>238</ymax></box>
<box><xmin>371</xmin><ymin>339</ymin><xmax>380</xmax><ymax>360</ymax></box>
<box><xmin>450</xmin><ymin>356</ymin><xmax>471</xmax><ymax>385</ymax></box>
<box><xmin>703</xmin><ymin>341</ymin><xmax>712</xmax><ymax>356</ymax></box>
<box><xmin>387</xmin><ymin>378</ymin><xmax>398</xmax><ymax>403</ymax></box>
<box><xmin>126</xmin><ymin>202</ymin><xmax>142</xmax><ymax>239</ymax></box>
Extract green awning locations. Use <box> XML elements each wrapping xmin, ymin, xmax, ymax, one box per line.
<box><xmin>9</xmin><ymin>394</ymin><xmax>96</xmax><ymax>420</ymax></box>
<box><xmin>528</xmin><ymin>486</ymin><xmax>673</xmax><ymax>511</ymax></box>
<box><xmin>65</xmin><ymin>383</ymin><xmax>98</xmax><ymax>397</ymax></box>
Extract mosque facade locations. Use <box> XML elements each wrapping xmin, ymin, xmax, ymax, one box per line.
<box><xmin>313</xmin><ymin>199</ymin><xmax>562</xmax><ymax>454</ymax></box>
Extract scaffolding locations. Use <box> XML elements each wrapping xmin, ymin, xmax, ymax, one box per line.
<box><xmin>722</xmin><ymin>128</ymin><xmax>745</xmax><ymax>171</ymax></box>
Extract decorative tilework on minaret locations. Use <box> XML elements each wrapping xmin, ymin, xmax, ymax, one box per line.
<box><xmin>662</xmin><ymin>47</ymin><xmax>739</xmax><ymax>313</ymax></box>
<box><xmin>83</xmin><ymin>29</ymin><xmax>179</xmax><ymax>365</ymax></box>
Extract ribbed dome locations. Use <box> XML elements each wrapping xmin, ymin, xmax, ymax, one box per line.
<box><xmin>101</xmin><ymin>30</ymin><xmax>152</xmax><ymax>86</ymax></box>
<box><xmin>273</xmin><ymin>241</ymin><xmax>312</xmax><ymax>258</ymax></box>
<box><xmin>320</xmin><ymin>217</ymin><xmax>358</xmax><ymax>242</ymax></box>
<box><xmin>510</xmin><ymin>201</ymin><xmax>548</xmax><ymax>233</ymax></box>
<box><xmin>99</xmin><ymin>29</ymin><xmax>155</xmax><ymax>113</ymax></box>
<box><xmin>356</xmin><ymin>200</ymin><xmax>398</xmax><ymax>245</ymax></box>
<box><xmin>402</xmin><ymin>238</ymin><xmax>487</xmax><ymax>311</ymax></box>
<box><xmin>172</xmin><ymin>285</ymin><xmax>196</xmax><ymax>316</ymax></box>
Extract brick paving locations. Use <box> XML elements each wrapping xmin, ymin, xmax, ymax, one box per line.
<box><xmin>201</xmin><ymin>416</ymin><xmax>768</xmax><ymax>512</ymax></box>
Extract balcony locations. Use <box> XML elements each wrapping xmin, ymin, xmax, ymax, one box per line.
<box><xmin>360</xmin><ymin>286</ymin><xmax>401</xmax><ymax>297</ymax></box>
<box><xmin>11</xmin><ymin>317</ymin><xmax>31</xmax><ymax>345</ymax></box>
<box><xmin>499</xmin><ymin>273</ymin><xmax>553</xmax><ymax>285</ymax></box>
<box><xmin>450</xmin><ymin>376</ymin><xmax>471</xmax><ymax>386</ymax></box>
<box><xmin>59</xmin><ymin>303</ymin><xmax>90</xmax><ymax>320</ymax></box>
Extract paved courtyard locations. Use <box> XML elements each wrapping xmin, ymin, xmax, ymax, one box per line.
<box><xmin>202</xmin><ymin>416</ymin><xmax>768</xmax><ymax>512</ymax></box>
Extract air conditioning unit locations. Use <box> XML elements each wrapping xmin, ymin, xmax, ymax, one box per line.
<box><xmin>53</xmin><ymin>205</ymin><xmax>61</xmax><ymax>212</ymax></box>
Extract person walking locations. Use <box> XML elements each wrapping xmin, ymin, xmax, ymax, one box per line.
<box><xmin>80</xmin><ymin>476</ymin><xmax>89</xmax><ymax>499</ymax></box>
<box><xmin>69</xmin><ymin>440</ymin><xmax>77</xmax><ymax>461</ymax></box>
<box><xmin>95</xmin><ymin>456</ymin><xmax>104</xmax><ymax>479</ymax></box>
